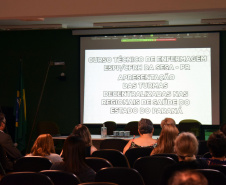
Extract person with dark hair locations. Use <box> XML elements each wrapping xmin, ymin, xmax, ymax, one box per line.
<box><xmin>151</xmin><ymin>124</ymin><xmax>179</xmax><ymax>155</ymax></box>
<box><xmin>168</xmin><ymin>170</ymin><xmax>208</xmax><ymax>185</ymax></box>
<box><xmin>51</xmin><ymin>135</ymin><xmax>96</xmax><ymax>183</ymax></box>
<box><xmin>204</xmin><ymin>130</ymin><xmax>226</xmax><ymax>165</ymax></box>
<box><xmin>220</xmin><ymin>124</ymin><xmax>226</xmax><ymax>136</ymax></box>
<box><xmin>123</xmin><ymin>118</ymin><xmax>157</xmax><ymax>154</ymax></box>
<box><xmin>72</xmin><ymin>124</ymin><xmax>97</xmax><ymax>156</ymax></box>
<box><xmin>0</xmin><ymin>112</ymin><xmax>22</xmax><ymax>170</ymax></box>
<box><xmin>26</xmin><ymin>134</ymin><xmax>62</xmax><ymax>163</ymax></box>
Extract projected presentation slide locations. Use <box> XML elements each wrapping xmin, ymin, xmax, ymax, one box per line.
<box><xmin>81</xmin><ymin>32</ymin><xmax>219</xmax><ymax>125</ymax></box>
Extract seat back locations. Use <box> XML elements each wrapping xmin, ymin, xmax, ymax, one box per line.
<box><xmin>202</xmin><ymin>152</ymin><xmax>212</xmax><ymax>158</ymax></box>
<box><xmin>198</xmin><ymin>140</ymin><xmax>209</xmax><ymax>156</ymax></box>
<box><xmin>103</xmin><ymin>121</ymin><xmax>117</xmax><ymax>135</ymax></box>
<box><xmin>178</xmin><ymin>119</ymin><xmax>201</xmax><ymax>138</ymax></box>
<box><xmin>85</xmin><ymin>157</ymin><xmax>113</xmax><ymax>172</ymax></box>
<box><xmin>92</xmin><ymin>149</ymin><xmax>130</xmax><ymax>167</ymax></box>
<box><xmin>95</xmin><ymin>167</ymin><xmax>145</xmax><ymax>185</ymax></box>
<box><xmin>124</xmin><ymin>121</ymin><xmax>139</xmax><ymax>135</ymax></box>
<box><xmin>209</xmin><ymin>165</ymin><xmax>226</xmax><ymax>176</ymax></box>
<box><xmin>196</xmin><ymin>169</ymin><xmax>226</xmax><ymax>185</ymax></box>
<box><xmin>152</xmin><ymin>153</ymin><xmax>179</xmax><ymax>162</ymax></box>
<box><xmin>14</xmin><ymin>156</ymin><xmax>52</xmax><ymax>172</ymax></box>
<box><xmin>125</xmin><ymin>147</ymin><xmax>153</xmax><ymax>168</ymax></box>
<box><xmin>78</xmin><ymin>182</ymin><xmax>118</xmax><ymax>185</ymax></box>
<box><xmin>134</xmin><ymin>156</ymin><xmax>176</xmax><ymax>185</ymax></box>
<box><xmin>40</xmin><ymin>170</ymin><xmax>81</xmax><ymax>185</ymax></box>
<box><xmin>100</xmin><ymin>139</ymin><xmax>128</xmax><ymax>152</ymax></box>
<box><xmin>0</xmin><ymin>172</ymin><xmax>54</xmax><ymax>185</ymax></box>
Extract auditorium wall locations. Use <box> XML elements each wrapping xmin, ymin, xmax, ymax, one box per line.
<box><xmin>0</xmin><ymin>29</ymin><xmax>225</xmax><ymax>144</ymax></box>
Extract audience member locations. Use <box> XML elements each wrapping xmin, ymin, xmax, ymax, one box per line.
<box><xmin>26</xmin><ymin>134</ymin><xmax>62</xmax><ymax>163</ymax></box>
<box><xmin>0</xmin><ymin>112</ymin><xmax>22</xmax><ymax>170</ymax></box>
<box><xmin>161</xmin><ymin>118</ymin><xmax>176</xmax><ymax>128</ymax></box>
<box><xmin>72</xmin><ymin>124</ymin><xmax>97</xmax><ymax>156</ymax></box>
<box><xmin>151</xmin><ymin>124</ymin><xmax>179</xmax><ymax>155</ymax></box>
<box><xmin>123</xmin><ymin>118</ymin><xmax>157</xmax><ymax>154</ymax></box>
<box><xmin>204</xmin><ymin>130</ymin><xmax>226</xmax><ymax>165</ymax></box>
<box><xmin>160</xmin><ymin>132</ymin><xmax>208</xmax><ymax>185</ymax></box>
<box><xmin>220</xmin><ymin>124</ymin><xmax>226</xmax><ymax>136</ymax></box>
<box><xmin>51</xmin><ymin>135</ymin><xmax>96</xmax><ymax>183</ymax></box>
<box><xmin>168</xmin><ymin>170</ymin><xmax>208</xmax><ymax>185</ymax></box>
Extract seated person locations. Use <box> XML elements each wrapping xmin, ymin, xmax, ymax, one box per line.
<box><xmin>220</xmin><ymin>124</ymin><xmax>226</xmax><ymax>136</ymax></box>
<box><xmin>160</xmin><ymin>118</ymin><xmax>176</xmax><ymax>128</ymax></box>
<box><xmin>151</xmin><ymin>124</ymin><xmax>179</xmax><ymax>155</ymax></box>
<box><xmin>168</xmin><ymin>169</ymin><xmax>208</xmax><ymax>185</ymax></box>
<box><xmin>0</xmin><ymin>113</ymin><xmax>22</xmax><ymax>171</ymax></box>
<box><xmin>160</xmin><ymin>132</ymin><xmax>208</xmax><ymax>185</ymax></box>
<box><xmin>26</xmin><ymin>134</ymin><xmax>62</xmax><ymax>163</ymax></box>
<box><xmin>72</xmin><ymin>124</ymin><xmax>97</xmax><ymax>156</ymax></box>
<box><xmin>123</xmin><ymin>118</ymin><xmax>157</xmax><ymax>154</ymax></box>
<box><xmin>51</xmin><ymin>135</ymin><xmax>96</xmax><ymax>183</ymax></box>
<box><xmin>203</xmin><ymin>130</ymin><xmax>226</xmax><ymax>165</ymax></box>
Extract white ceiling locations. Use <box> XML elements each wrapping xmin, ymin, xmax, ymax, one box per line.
<box><xmin>0</xmin><ymin>10</ymin><xmax>226</xmax><ymax>30</ymax></box>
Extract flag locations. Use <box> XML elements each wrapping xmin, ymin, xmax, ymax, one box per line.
<box><xmin>15</xmin><ymin>61</ymin><xmax>27</xmax><ymax>152</ymax></box>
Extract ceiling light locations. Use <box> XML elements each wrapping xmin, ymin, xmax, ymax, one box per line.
<box><xmin>0</xmin><ymin>24</ymin><xmax>66</xmax><ymax>30</ymax></box>
<box><xmin>201</xmin><ymin>18</ymin><xmax>226</xmax><ymax>24</ymax></box>
<box><xmin>93</xmin><ymin>21</ymin><xmax>169</xmax><ymax>28</ymax></box>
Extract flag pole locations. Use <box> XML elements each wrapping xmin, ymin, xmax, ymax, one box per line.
<box><xmin>26</xmin><ymin>61</ymin><xmax>53</xmax><ymax>153</ymax></box>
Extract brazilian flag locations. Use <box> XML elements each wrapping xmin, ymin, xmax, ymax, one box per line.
<box><xmin>15</xmin><ymin>61</ymin><xmax>27</xmax><ymax>152</ymax></box>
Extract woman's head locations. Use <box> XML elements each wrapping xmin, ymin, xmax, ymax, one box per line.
<box><xmin>138</xmin><ymin>118</ymin><xmax>154</xmax><ymax>134</ymax></box>
<box><xmin>155</xmin><ymin>124</ymin><xmax>179</xmax><ymax>154</ymax></box>
<box><xmin>207</xmin><ymin>130</ymin><xmax>226</xmax><ymax>158</ymax></box>
<box><xmin>72</xmin><ymin>124</ymin><xmax>92</xmax><ymax>146</ymax></box>
<box><xmin>161</xmin><ymin>118</ymin><xmax>176</xmax><ymax>128</ymax></box>
<box><xmin>31</xmin><ymin>134</ymin><xmax>55</xmax><ymax>156</ymax></box>
<box><xmin>174</xmin><ymin>132</ymin><xmax>198</xmax><ymax>160</ymax></box>
<box><xmin>63</xmin><ymin>135</ymin><xmax>87</xmax><ymax>173</ymax></box>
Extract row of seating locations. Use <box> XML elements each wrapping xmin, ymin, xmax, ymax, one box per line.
<box><xmin>1</xmin><ymin>165</ymin><xmax>226</xmax><ymax>185</ymax></box>
<box><xmin>0</xmin><ymin>170</ymin><xmax>119</xmax><ymax>185</ymax></box>
<box><xmin>103</xmin><ymin>119</ymin><xmax>202</xmax><ymax>137</ymax></box>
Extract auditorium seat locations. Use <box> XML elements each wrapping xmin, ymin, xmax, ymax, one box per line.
<box><xmin>0</xmin><ymin>172</ymin><xmax>54</xmax><ymax>185</ymax></box>
<box><xmin>79</xmin><ymin>182</ymin><xmax>118</xmax><ymax>185</ymax></box>
<box><xmin>124</xmin><ymin>121</ymin><xmax>139</xmax><ymax>135</ymax></box>
<box><xmin>178</xmin><ymin>119</ymin><xmax>201</xmax><ymax>138</ymax></box>
<box><xmin>95</xmin><ymin>167</ymin><xmax>145</xmax><ymax>185</ymax></box>
<box><xmin>152</xmin><ymin>153</ymin><xmax>178</xmax><ymax>162</ymax></box>
<box><xmin>103</xmin><ymin>121</ymin><xmax>117</xmax><ymax>135</ymax></box>
<box><xmin>100</xmin><ymin>139</ymin><xmax>128</xmax><ymax>152</ymax></box>
<box><xmin>40</xmin><ymin>170</ymin><xmax>81</xmax><ymax>185</ymax></box>
<box><xmin>134</xmin><ymin>156</ymin><xmax>176</xmax><ymax>185</ymax></box>
<box><xmin>85</xmin><ymin>157</ymin><xmax>113</xmax><ymax>172</ymax></box>
<box><xmin>196</xmin><ymin>169</ymin><xmax>226</xmax><ymax>185</ymax></box>
<box><xmin>209</xmin><ymin>165</ymin><xmax>226</xmax><ymax>176</ymax></box>
<box><xmin>14</xmin><ymin>156</ymin><xmax>52</xmax><ymax>172</ymax></box>
<box><xmin>92</xmin><ymin>149</ymin><xmax>130</xmax><ymax>167</ymax></box>
<box><xmin>125</xmin><ymin>147</ymin><xmax>153</xmax><ymax>167</ymax></box>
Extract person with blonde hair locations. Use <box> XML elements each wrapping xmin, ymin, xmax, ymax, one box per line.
<box><xmin>72</xmin><ymin>124</ymin><xmax>97</xmax><ymax>156</ymax></box>
<box><xmin>123</xmin><ymin>118</ymin><xmax>157</xmax><ymax>154</ymax></box>
<box><xmin>160</xmin><ymin>132</ymin><xmax>208</xmax><ymax>185</ymax></box>
<box><xmin>26</xmin><ymin>134</ymin><xmax>62</xmax><ymax>163</ymax></box>
<box><xmin>151</xmin><ymin>124</ymin><xmax>179</xmax><ymax>155</ymax></box>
